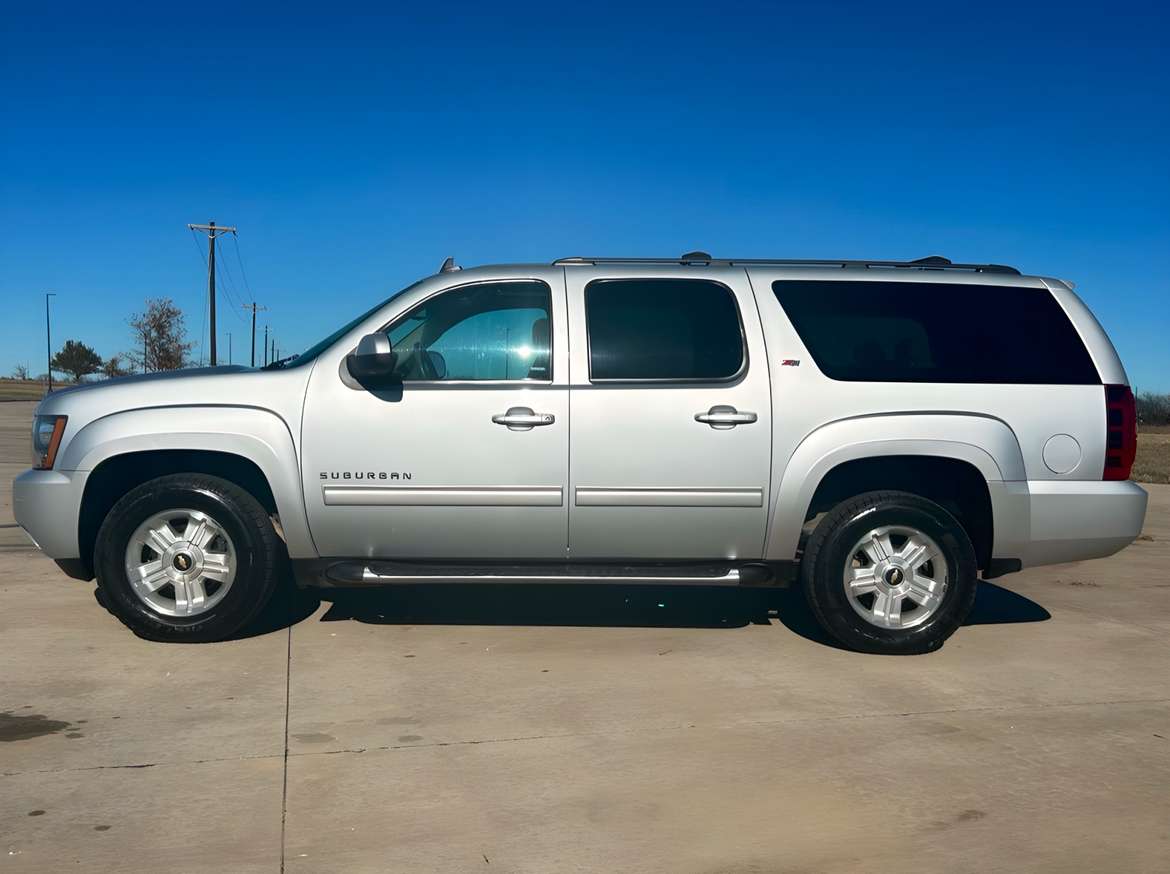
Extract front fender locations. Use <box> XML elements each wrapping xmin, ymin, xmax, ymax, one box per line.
<box><xmin>764</xmin><ymin>414</ymin><xmax>1025</xmax><ymax>561</ymax></box>
<box><xmin>61</xmin><ymin>406</ymin><xmax>315</xmax><ymax>559</ymax></box>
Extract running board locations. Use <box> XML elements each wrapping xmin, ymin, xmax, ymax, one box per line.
<box><xmin>297</xmin><ymin>560</ymin><xmax>794</xmax><ymax>589</ymax></box>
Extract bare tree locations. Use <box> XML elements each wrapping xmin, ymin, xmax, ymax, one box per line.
<box><xmin>10</xmin><ymin>363</ymin><xmax>30</xmax><ymax>380</ymax></box>
<box><xmin>1136</xmin><ymin>391</ymin><xmax>1170</xmax><ymax>427</ymax></box>
<box><xmin>124</xmin><ymin>298</ymin><xmax>194</xmax><ymax>372</ymax></box>
<box><xmin>102</xmin><ymin>354</ymin><xmax>133</xmax><ymax>380</ymax></box>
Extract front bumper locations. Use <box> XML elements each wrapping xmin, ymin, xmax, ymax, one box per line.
<box><xmin>992</xmin><ymin>479</ymin><xmax>1149</xmax><ymax>568</ymax></box>
<box><xmin>12</xmin><ymin>467</ymin><xmax>88</xmax><ymax>560</ymax></box>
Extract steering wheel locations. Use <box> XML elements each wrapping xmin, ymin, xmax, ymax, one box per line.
<box><xmin>413</xmin><ymin>343</ymin><xmax>439</xmax><ymax>380</ymax></box>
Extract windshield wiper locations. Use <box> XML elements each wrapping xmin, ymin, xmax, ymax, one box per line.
<box><xmin>263</xmin><ymin>354</ymin><xmax>300</xmax><ymax>370</ymax></box>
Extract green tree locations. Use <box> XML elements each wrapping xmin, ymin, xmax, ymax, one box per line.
<box><xmin>51</xmin><ymin>340</ymin><xmax>104</xmax><ymax>383</ymax></box>
<box><xmin>124</xmin><ymin>298</ymin><xmax>194</xmax><ymax>372</ymax></box>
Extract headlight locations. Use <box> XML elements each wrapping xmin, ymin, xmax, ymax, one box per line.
<box><xmin>31</xmin><ymin>415</ymin><xmax>67</xmax><ymax>470</ymax></box>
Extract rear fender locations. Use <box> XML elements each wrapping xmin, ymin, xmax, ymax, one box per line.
<box><xmin>765</xmin><ymin>414</ymin><xmax>1025</xmax><ymax>561</ymax></box>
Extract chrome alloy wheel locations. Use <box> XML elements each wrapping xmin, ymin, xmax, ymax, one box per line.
<box><xmin>843</xmin><ymin>524</ymin><xmax>948</xmax><ymax>629</ymax></box>
<box><xmin>123</xmin><ymin>508</ymin><xmax>237</xmax><ymax>617</ymax></box>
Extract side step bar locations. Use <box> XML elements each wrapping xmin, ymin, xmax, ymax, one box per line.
<box><xmin>304</xmin><ymin>560</ymin><xmax>795</xmax><ymax>588</ymax></box>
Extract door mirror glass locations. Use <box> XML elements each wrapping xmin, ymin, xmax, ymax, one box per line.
<box><xmin>346</xmin><ymin>333</ymin><xmax>399</xmax><ymax>381</ymax></box>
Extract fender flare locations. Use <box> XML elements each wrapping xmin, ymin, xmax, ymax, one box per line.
<box><xmin>62</xmin><ymin>406</ymin><xmax>315</xmax><ymax>559</ymax></box>
<box><xmin>764</xmin><ymin>413</ymin><xmax>1025</xmax><ymax>561</ymax></box>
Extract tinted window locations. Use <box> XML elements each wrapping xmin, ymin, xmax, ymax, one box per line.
<box><xmin>385</xmin><ymin>281</ymin><xmax>551</xmax><ymax>381</ymax></box>
<box><xmin>586</xmin><ymin>279</ymin><xmax>744</xmax><ymax>380</ymax></box>
<box><xmin>772</xmin><ymin>280</ymin><xmax>1100</xmax><ymax>384</ymax></box>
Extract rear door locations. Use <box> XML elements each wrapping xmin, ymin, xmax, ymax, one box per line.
<box><xmin>566</xmin><ymin>267</ymin><xmax>773</xmax><ymax>560</ymax></box>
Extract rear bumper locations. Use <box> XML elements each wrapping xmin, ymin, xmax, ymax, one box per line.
<box><xmin>992</xmin><ymin>479</ymin><xmax>1148</xmax><ymax>568</ymax></box>
<box><xmin>12</xmin><ymin>467</ymin><xmax>87</xmax><ymax>560</ymax></box>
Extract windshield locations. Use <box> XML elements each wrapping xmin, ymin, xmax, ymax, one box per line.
<box><xmin>275</xmin><ymin>280</ymin><xmax>426</xmax><ymax>369</ymax></box>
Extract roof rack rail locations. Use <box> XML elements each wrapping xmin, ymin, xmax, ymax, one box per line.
<box><xmin>553</xmin><ymin>253</ymin><xmax>1020</xmax><ymax>275</ymax></box>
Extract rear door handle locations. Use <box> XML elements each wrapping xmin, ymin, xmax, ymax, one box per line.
<box><xmin>492</xmin><ymin>406</ymin><xmax>556</xmax><ymax>431</ymax></box>
<box><xmin>695</xmin><ymin>405</ymin><xmax>758</xmax><ymax>429</ymax></box>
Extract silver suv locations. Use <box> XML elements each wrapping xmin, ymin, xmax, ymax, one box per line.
<box><xmin>13</xmin><ymin>253</ymin><xmax>1148</xmax><ymax>654</ymax></box>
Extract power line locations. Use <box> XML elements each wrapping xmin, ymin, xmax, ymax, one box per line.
<box><xmin>199</xmin><ymin>274</ymin><xmax>208</xmax><ymax>367</ymax></box>
<box><xmin>190</xmin><ymin>228</ymin><xmax>212</xmax><ymax>365</ymax></box>
<box><xmin>214</xmin><ymin>237</ymin><xmax>249</xmax><ymax>313</ymax></box>
<box><xmin>232</xmin><ymin>233</ymin><xmax>255</xmax><ymax>304</ymax></box>
<box><xmin>214</xmin><ymin>257</ymin><xmax>249</xmax><ymax>323</ymax></box>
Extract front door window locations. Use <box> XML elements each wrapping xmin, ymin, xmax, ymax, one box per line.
<box><xmin>386</xmin><ymin>281</ymin><xmax>551</xmax><ymax>381</ymax></box>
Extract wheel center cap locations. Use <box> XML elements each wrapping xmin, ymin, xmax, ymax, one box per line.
<box><xmin>884</xmin><ymin>567</ymin><xmax>905</xmax><ymax>586</ymax></box>
<box><xmin>172</xmin><ymin>552</ymin><xmax>194</xmax><ymax>572</ymax></box>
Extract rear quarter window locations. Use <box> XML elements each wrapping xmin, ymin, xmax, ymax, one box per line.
<box><xmin>772</xmin><ymin>280</ymin><xmax>1100</xmax><ymax>384</ymax></box>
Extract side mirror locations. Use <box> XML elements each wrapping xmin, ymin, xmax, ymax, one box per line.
<box><xmin>346</xmin><ymin>333</ymin><xmax>398</xmax><ymax>380</ymax></box>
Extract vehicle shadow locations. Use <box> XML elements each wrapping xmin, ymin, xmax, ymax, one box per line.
<box><xmin>963</xmin><ymin>580</ymin><xmax>1052</xmax><ymax>625</ymax></box>
<box><xmin>232</xmin><ymin>577</ymin><xmax>1050</xmax><ymax>648</ymax></box>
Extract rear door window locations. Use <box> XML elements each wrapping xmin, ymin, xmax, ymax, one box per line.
<box><xmin>772</xmin><ymin>280</ymin><xmax>1100</xmax><ymax>384</ymax></box>
<box><xmin>586</xmin><ymin>279</ymin><xmax>744</xmax><ymax>381</ymax></box>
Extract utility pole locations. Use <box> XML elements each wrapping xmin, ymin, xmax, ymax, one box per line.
<box><xmin>263</xmin><ymin>325</ymin><xmax>269</xmax><ymax>366</ymax></box>
<box><xmin>45</xmin><ymin>293</ymin><xmax>56</xmax><ymax>395</ymax></box>
<box><xmin>187</xmin><ymin>221</ymin><xmax>236</xmax><ymax>366</ymax></box>
<box><xmin>226</xmin><ymin>333</ymin><xmax>232</xmax><ymax>365</ymax></box>
<box><xmin>241</xmin><ymin>303</ymin><xmax>266</xmax><ymax>367</ymax></box>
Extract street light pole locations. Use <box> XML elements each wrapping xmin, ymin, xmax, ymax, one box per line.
<box><xmin>227</xmin><ymin>333</ymin><xmax>232</xmax><ymax>365</ymax></box>
<box><xmin>45</xmin><ymin>293</ymin><xmax>56</xmax><ymax>395</ymax></box>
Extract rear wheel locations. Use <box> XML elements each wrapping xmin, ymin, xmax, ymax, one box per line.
<box><xmin>801</xmin><ymin>491</ymin><xmax>978</xmax><ymax>655</ymax></box>
<box><xmin>94</xmin><ymin>474</ymin><xmax>280</xmax><ymax>642</ymax></box>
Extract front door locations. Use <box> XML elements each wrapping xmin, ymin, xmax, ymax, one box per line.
<box><xmin>566</xmin><ymin>268</ymin><xmax>773</xmax><ymax>560</ymax></box>
<box><xmin>301</xmin><ymin>271</ymin><xmax>569</xmax><ymax>560</ymax></box>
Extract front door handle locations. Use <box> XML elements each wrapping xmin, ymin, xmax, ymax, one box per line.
<box><xmin>492</xmin><ymin>406</ymin><xmax>556</xmax><ymax>431</ymax></box>
<box><xmin>695</xmin><ymin>405</ymin><xmax>758</xmax><ymax>430</ymax></box>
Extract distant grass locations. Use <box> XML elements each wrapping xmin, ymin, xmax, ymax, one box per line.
<box><xmin>0</xmin><ymin>378</ymin><xmax>50</xmax><ymax>400</ymax></box>
<box><xmin>1133</xmin><ymin>430</ymin><xmax>1170</xmax><ymax>485</ymax></box>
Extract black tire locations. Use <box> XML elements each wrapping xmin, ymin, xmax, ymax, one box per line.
<box><xmin>801</xmin><ymin>490</ymin><xmax>978</xmax><ymax>655</ymax></box>
<box><xmin>94</xmin><ymin>474</ymin><xmax>281</xmax><ymax>643</ymax></box>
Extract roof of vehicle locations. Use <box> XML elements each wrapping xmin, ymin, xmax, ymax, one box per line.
<box><xmin>551</xmin><ymin>253</ymin><xmax>1021</xmax><ymax>275</ymax></box>
<box><xmin>436</xmin><ymin>253</ymin><xmax>1021</xmax><ymax>277</ymax></box>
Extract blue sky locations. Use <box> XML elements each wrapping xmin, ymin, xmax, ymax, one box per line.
<box><xmin>1</xmin><ymin>0</ymin><xmax>1167</xmax><ymax>388</ymax></box>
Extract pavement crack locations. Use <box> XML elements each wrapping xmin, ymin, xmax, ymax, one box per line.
<box><xmin>280</xmin><ymin>602</ymin><xmax>293</xmax><ymax>874</ymax></box>
<box><xmin>274</xmin><ymin>696</ymin><xmax>1170</xmax><ymax>761</ymax></box>
<box><xmin>10</xmin><ymin>700</ymin><xmax>1163</xmax><ymax>778</ymax></box>
<box><xmin>1</xmin><ymin>753</ymin><xmax>283</xmax><ymax>777</ymax></box>
<box><xmin>1058</xmin><ymin>602</ymin><xmax>1170</xmax><ymax>636</ymax></box>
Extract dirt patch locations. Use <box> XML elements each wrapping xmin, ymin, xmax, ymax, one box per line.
<box><xmin>0</xmin><ymin>712</ymin><xmax>73</xmax><ymax>742</ymax></box>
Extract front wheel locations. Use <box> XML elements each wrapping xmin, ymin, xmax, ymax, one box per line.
<box><xmin>94</xmin><ymin>474</ymin><xmax>281</xmax><ymax>642</ymax></box>
<box><xmin>801</xmin><ymin>491</ymin><xmax>978</xmax><ymax>655</ymax></box>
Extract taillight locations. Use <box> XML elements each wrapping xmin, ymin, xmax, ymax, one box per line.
<box><xmin>1103</xmin><ymin>384</ymin><xmax>1136</xmax><ymax>480</ymax></box>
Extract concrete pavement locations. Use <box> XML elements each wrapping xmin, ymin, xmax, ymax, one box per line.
<box><xmin>2</xmin><ymin>399</ymin><xmax>1168</xmax><ymax>873</ymax></box>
